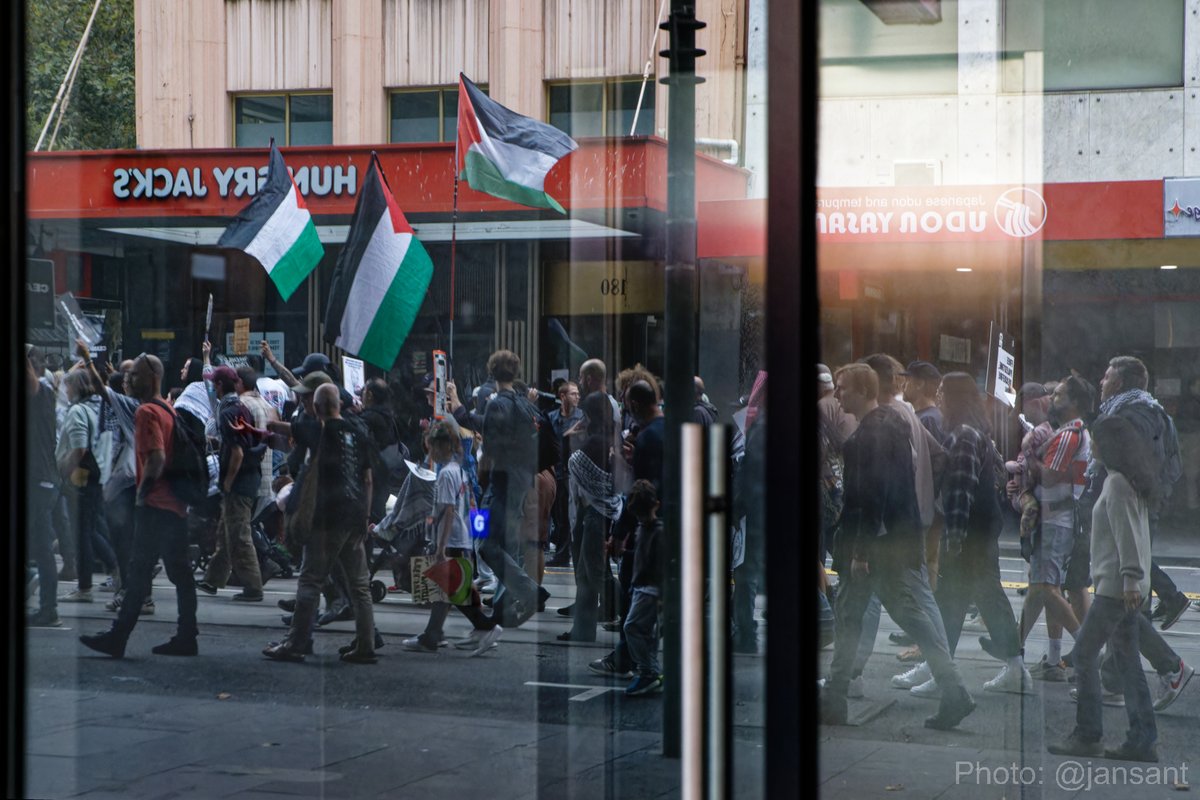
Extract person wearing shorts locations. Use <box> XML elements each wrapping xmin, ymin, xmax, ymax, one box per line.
<box><xmin>1019</xmin><ymin>377</ymin><xmax>1093</xmax><ymax>680</ymax></box>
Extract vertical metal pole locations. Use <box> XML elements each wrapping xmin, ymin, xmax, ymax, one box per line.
<box><xmin>706</xmin><ymin>424</ymin><xmax>730</xmax><ymax>800</ymax></box>
<box><xmin>660</xmin><ymin>0</ymin><xmax>706</xmax><ymax>761</ymax></box>
<box><xmin>680</xmin><ymin>423</ymin><xmax>705</xmax><ymax>800</ymax></box>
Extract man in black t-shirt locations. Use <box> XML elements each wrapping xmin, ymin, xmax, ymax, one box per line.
<box><xmin>265</xmin><ymin>384</ymin><xmax>378</xmax><ymax>663</ymax></box>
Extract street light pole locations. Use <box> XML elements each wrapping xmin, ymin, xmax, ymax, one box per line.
<box><xmin>660</xmin><ymin>0</ymin><xmax>705</xmax><ymax>761</ymax></box>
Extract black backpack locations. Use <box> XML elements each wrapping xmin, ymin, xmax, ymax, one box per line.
<box><xmin>149</xmin><ymin>399</ymin><xmax>210</xmax><ymax>507</ymax></box>
<box><xmin>483</xmin><ymin>391</ymin><xmax>541</xmax><ymax>472</ymax></box>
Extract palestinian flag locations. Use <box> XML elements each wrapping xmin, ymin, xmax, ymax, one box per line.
<box><xmin>456</xmin><ymin>73</ymin><xmax>578</xmax><ymax>213</ymax></box>
<box><xmin>322</xmin><ymin>156</ymin><xmax>434</xmax><ymax>370</ymax></box>
<box><xmin>217</xmin><ymin>142</ymin><xmax>323</xmax><ymax>301</ymax></box>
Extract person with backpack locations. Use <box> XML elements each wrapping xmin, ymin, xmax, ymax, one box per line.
<box><xmin>80</xmin><ymin>353</ymin><xmax>200</xmax><ymax>658</ymax></box>
<box><xmin>196</xmin><ymin>366</ymin><xmax>267</xmax><ymax>602</ymax></box>
<box><xmin>56</xmin><ymin>368</ymin><xmax>119</xmax><ymax>604</ymax></box>
<box><xmin>448</xmin><ymin>350</ymin><xmax>542</xmax><ymax>629</ymax></box>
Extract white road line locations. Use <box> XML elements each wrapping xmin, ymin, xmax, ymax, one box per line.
<box><xmin>524</xmin><ymin>681</ymin><xmax>623</xmax><ymax>702</ymax></box>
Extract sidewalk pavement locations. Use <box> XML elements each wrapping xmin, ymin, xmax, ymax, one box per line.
<box><xmin>25</xmin><ymin>688</ymin><xmax>687</xmax><ymax>800</ymax></box>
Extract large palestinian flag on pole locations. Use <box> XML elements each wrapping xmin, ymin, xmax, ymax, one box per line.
<box><xmin>456</xmin><ymin>73</ymin><xmax>578</xmax><ymax>213</ymax></box>
<box><xmin>322</xmin><ymin>156</ymin><xmax>434</xmax><ymax>370</ymax></box>
<box><xmin>217</xmin><ymin>142</ymin><xmax>323</xmax><ymax>301</ymax></box>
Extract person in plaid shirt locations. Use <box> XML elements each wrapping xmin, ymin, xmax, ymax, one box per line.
<box><xmin>932</xmin><ymin>373</ymin><xmax>1030</xmax><ymax>695</ymax></box>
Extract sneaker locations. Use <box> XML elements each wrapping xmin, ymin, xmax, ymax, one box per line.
<box><xmin>59</xmin><ymin>589</ymin><xmax>93</xmax><ymax>603</ymax></box>
<box><xmin>277</xmin><ymin>598</ymin><xmax>296</xmax><ymax>612</ymax></box>
<box><xmin>97</xmin><ymin>577</ymin><xmax>119</xmax><ymax>593</ymax></box>
<box><xmin>453</xmin><ymin>630</ymin><xmax>484</xmax><ymax>650</ymax></box>
<box><xmin>196</xmin><ymin>581</ymin><xmax>219</xmax><ymax>596</ymax></box>
<box><xmin>340</xmin><ymin>650</ymin><xmax>379</xmax><ymax>665</ymax></box>
<box><xmin>1104</xmin><ymin>740</ymin><xmax>1159</xmax><ymax>763</ymax></box>
<box><xmin>140</xmin><ymin>598</ymin><xmax>155</xmax><ymax>615</ymax></box>
<box><xmin>231</xmin><ymin>591</ymin><xmax>264</xmax><ymax>603</ymax></box>
<box><xmin>401</xmin><ymin>635</ymin><xmax>439</xmax><ymax>653</ymax></box>
<box><xmin>847</xmin><ymin>675</ymin><xmax>865</xmax><ymax>699</ymax></box>
<box><xmin>891</xmin><ymin>662</ymin><xmax>932</xmax><ymax>689</ymax></box>
<box><xmin>626</xmin><ymin>673</ymin><xmax>664</xmax><ymax>696</ymax></box>
<box><xmin>923</xmin><ymin>687</ymin><xmax>975</xmax><ymax>730</ymax></box>
<box><xmin>910</xmin><ymin>678</ymin><xmax>942</xmax><ymax>698</ymax></box>
<box><xmin>896</xmin><ymin>646</ymin><xmax>923</xmax><ymax>663</ymax></box>
<box><xmin>471</xmin><ymin>625</ymin><xmax>503</xmax><ymax>657</ymax></box>
<box><xmin>151</xmin><ymin>637</ymin><xmax>198</xmax><ymax>656</ymax></box>
<box><xmin>1047</xmin><ymin>730</ymin><xmax>1104</xmax><ymax>758</ymax></box>
<box><xmin>26</xmin><ymin>609</ymin><xmax>62</xmax><ymax>627</ymax></box>
<box><xmin>1031</xmin><ymin>656</ymin><xmax>1067</xmax><ymax>682</ymax></box>
<box><xmin>1153</xmin><ymin>659</ymin><xmax>1195</xmax><ymax>711</ymax></box>
<box><xmin>478</xmin><ymin>581</ymin><xmax>499</xmax><ymax>594</ymax></box>
<box><xmin>888</xmin><ymin>632</ymin><xmax>914</xmax><ymax>646</ymax></box>
<box><xmin>1158</xmin><ymin>593</ymin><xmax>1190</xmax><ymax>631</ymax></box>
<box><xmin>984</xmin><ymin>663</ymin><xmax>1033</xmax><ymax>694</ymax></box>
<box><xmin>79</xmin><ymin>630</ymin><xmax>126</xmax><ymax>659</ymax></box>
<box><xmin>588</xmin><ymin>655</ymin><xmax>634</xmax><ymax>680</ymax></box>
<box><xmin>104</xmin><ymin>590</ymin><xmax>124</xmax><ymax>612</ymax></box>
<box><xmin>556</xmin><ymin>604</ymin><xmax>574</xmax><ymax>618</ymax></box>
<box><xmin>1069</xmin><ymin>687</ymin><xmax>1125</xmax><ymax>707</ymax></box>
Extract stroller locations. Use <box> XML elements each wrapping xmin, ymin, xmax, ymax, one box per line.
<box><xmin>367</xmin><ymin>461</ymin><xmax>436</xmax><ymax>603</ymax></box>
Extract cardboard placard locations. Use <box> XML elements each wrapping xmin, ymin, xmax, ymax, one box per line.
<box><xmin>342</xmin><ymin>356</ymin><xmax>365</xmax><ymax>397</ymax></box>
<box><xmin>232</xmin><ymin>318</ymin><xmax>251</xmax><ymax>355</ymax></box>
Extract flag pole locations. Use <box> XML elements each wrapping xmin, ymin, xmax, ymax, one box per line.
<box><xmin>450</xmin><ymin>137</ymin><xmax>459</xmax><ymax>370</ymax></box>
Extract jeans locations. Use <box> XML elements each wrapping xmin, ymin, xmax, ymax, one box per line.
<box><xmin>570</xmin><ymin>506</ymin><xmax>611</xmax><ymax>641</ymax></box>
<box><xmin>1149</xmin><ymin>516</ymin><xmax>1183</xmax><ymax>604</ymax></box>
<box><xmin>288</xmin><ymin>520</ymin><xmax>374</xmax><ymax>651</ymax></box>
<box><xmin>113</xmin><ymin>505</ymin><xmax>197</xmax><ymax>643</ymax></box>
<box><xmin>104</xmin><ymin>485</ymin><xmax>137</xmax><ymax>578</ymax></box>
<box><xmin>935</xmin><ymin>535</ymin><xmax>1021</xmax><ymax>658</ymax></box>
<box><xmin>479</xmin><ymin>469</ymin><xmax>539</xmax><ymax>627</ymax></box>
<box><xmin>67</xmin><ymin>482</ymin><xmax>116</xmax><ymax>590</ymax></box>
<box><xmin>624</xmin><ymin>587</ymin><xmax>661</xmax><ymax>675</ymax></box>
<box><xmin>1073</xmin><ymin>595</ymin><xmax>1157</xmax><ymax>748</ymax></box>
<box><xmin>852</xmin><ymin>580</ymin><xmax>943</xmax><ymax>676</ymax></box>
<box><xmin>733</xmin><ymin>514</ymin><xmax>764</xmax><ymax>649</ymax></box>
<box><xmin>204</xmin><ymin>492</ymin><xmax>263</xmax><ymax>592</ymax></box>
<box><xmin>1100</xmin><ymin>610</ymin><xmax>1181</xmax><ymax>691</ymax></box>
<box><xmin>28</xmin><ymin>483</ymin><xmax>59</xmax><ymax>613</ymax></box>
<box><xmin>828</xmin><ymin>541</ymin><xmax>966</xmax><ymax>705</ymax></box>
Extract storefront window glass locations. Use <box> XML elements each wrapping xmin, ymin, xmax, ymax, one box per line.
<box><xmin>20</xmin><ymin>2</ymin><xmax>772</xmax><ymax>798</ymax></box>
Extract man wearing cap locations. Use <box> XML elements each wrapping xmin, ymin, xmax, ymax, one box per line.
<box><xmin>197</xmin><ymin>366</ymin><xmax>266</xmax><ymax>601</ymax></box>
<box><xmin>902</xmin><ymin>361</ymin><xmax>947</xmax><ymax>447</ymax></box>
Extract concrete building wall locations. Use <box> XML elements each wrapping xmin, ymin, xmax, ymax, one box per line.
<box><xmin>817</xmin><ymin>0</ymin><xmax>1200</xmax><ymax>187</ymax></box>
<box><xmin>135</xmin><ymin>0</ymin><xmax>748</xmax><ymax>152</ymax></box>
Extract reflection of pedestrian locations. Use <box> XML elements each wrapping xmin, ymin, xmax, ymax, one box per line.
<box><xmin>26</xmin><ymin>350</ymin><xmax>62</xmax><ymax>628</ymax></box>
<box><xmin>264</xmin><ymin>384</ymin><xmax>377</xmax><ymax>663</ymax></box>
<box><xmin>80</xmin><ymin>353</ymin><xmax>199</xmax><ymax>658</ymax></box>
<box><xmin>1048</xmin><ymin>415</ymin><xmax>1158</xmax><ymax>762</ymax></box>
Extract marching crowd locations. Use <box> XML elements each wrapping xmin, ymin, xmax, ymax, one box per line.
<box><xmin>817</xmin><ymin>354</ymin><xmax>1196</xmax><ymax>763</ymax></box>
<box><xmin>26</xmin><ymin>337</ymin><xmax>767</xmax><ymax>700</ymax></box>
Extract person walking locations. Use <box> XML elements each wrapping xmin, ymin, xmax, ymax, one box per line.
<box><xmin>1048</xmin><ymin>414</ymin><xmax>1159</xmax><ymax>762</ymax></box>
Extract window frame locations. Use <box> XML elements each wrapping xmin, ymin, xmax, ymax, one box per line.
<box><xmin>544</xmin><ymin>77</ymin><xmax>654</xmax><ymax>137</ymax></box>
<box><xmin>387</xmin><ymin>85</ymin><xmax>487</xmax><ymax>144</ymax></box>
<box><xmin>231</xmin><ymin>90</ymin><xmax>334</xmax><ymax>148</ymax></box>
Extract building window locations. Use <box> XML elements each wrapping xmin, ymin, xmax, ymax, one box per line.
<box><xmin>233</xmin><ymin>93</ymin><xmax>333</xmax><ymax>147</ymax></box>
<box><xmin>390</xmin><ymin>86</ymin><xmax>486</xmax><ymax>144</ymax></box>
<box><xmin>547</xmin><ymin>79</ymin><xmax>655</xmax><ymax>137</ymax></box>
<box><xmin>1001</xmin><ymin>0</ymin><xmax>1184</xmax><ymax>92</ymax></box>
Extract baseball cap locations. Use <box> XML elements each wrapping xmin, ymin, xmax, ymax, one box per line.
<box><xmin>422</xmin><ymin>373</ymin><xmax>436</xmax><ymax>392</ymax></box>
<box><xmin>292</xmin><ymin>352</ymin><xmax>332</xmax><ymax>379</ymax></box>
<box><xmin>817</xmin><ymin>363</ymin><xmax>833</xmax><ymax>385</ymax></box>
<box><xmin>901</xmin><ymin>360</ymin><xmax>942</xmax><ymax>383</ymax></box>
<box><xmin>292</xmin><ymin>370</ymin><xmax>332</xmax><ymax>396</ymax></box>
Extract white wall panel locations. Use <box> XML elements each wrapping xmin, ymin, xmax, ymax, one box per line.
<box><xmin>226</xmin><ymin>0</ymin><xmax>332</xmax><ymax>92</ymax></box>
<box><xmin>868</xmin><ymin>98</ymin><xmax>958</xmax><ymax>184</ymax></box>
<box><xmin>816</xmin><ymin>100</ymin><xmax>872</xmax><ymax>186</ymax></box>
<box><xmin>384</xmin><ymin>0</ymin><xmax>489</xmax><ymax>87</ymax></box>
